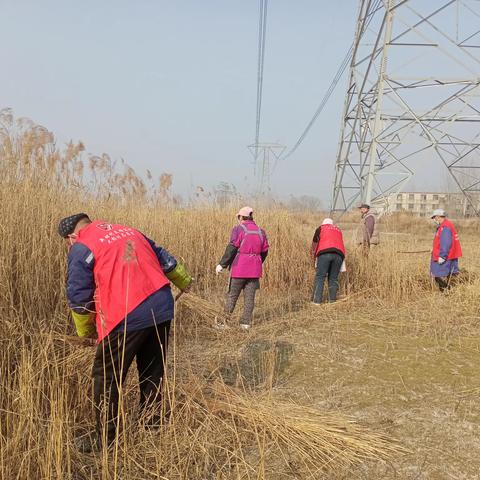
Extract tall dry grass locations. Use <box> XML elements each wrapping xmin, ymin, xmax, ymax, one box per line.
<box><xmin>0</xmin><ymin>111</ymin><xmax>459</xmax><ymax>478</ymax></box>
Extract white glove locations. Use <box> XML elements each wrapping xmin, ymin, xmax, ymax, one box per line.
<box><xmin>340</xmin><ymin>260</ymin><xmax>347</xmax><ymax>272</ymax></box>
<box><xmin>215</xmin><ymin>264</ymin><xmax>223</xmax><ymax>275</ymax></box>
<box><xmin>438</xmin><ymin>257</ymin><xmax>446</xmax><ymax>265</ymax></box>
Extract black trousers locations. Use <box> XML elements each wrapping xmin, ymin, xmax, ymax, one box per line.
<box><xmin>92</xmin><ymin>321</ymin><xmax>171</xmax><ymax>441</ymax></box>
<box><xmin>435</xmin><ymin>273</ymin><xmax>458</xmax><ymax>292</ymax></box>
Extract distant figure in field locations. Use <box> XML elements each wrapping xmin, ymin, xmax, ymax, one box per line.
<box><xmin>215</xmin><ymin>206</ymin><xmax>269</xmax><ymax>330</ymax></box>
<box><xmin>310</xmin><ymin>218</ymin><xmax>346</xmax><ymax>305</ymax></box>
<box><xmin>357</xmin><ymin>204</ymin><xmax>379</xmax><ymax>251</ymax></box>
<box><xmin>58</xmin><ymin>213</ymin><xmax>192</xmax><ymax>452</ymax></box>
<box><xmin>430</xmin><ymin>209</ymin><xmax>462</xmax><ymax>292</ymax></box>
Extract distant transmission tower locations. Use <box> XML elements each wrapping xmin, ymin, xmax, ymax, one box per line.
<box><xmin>248</xmin><ymin>142</ymin><xmax>286</xmax><ymax>195</ymax></box>
<box><xmin>249</xmin><ymin>0</ymin><xmax>286</xmax><ymax>196</ymax></box>
<box><xmin>331</xmin><ymin>0</ymin><xmax>480</xmax><ymax>215</ymax></box>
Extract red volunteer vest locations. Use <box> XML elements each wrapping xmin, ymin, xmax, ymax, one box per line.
<box><xmin>315</xmin><ymin>224</ymin><xmax>346</xmax><ymax>257</ymax></box>
<box><xmin>77</xmin><ymin>221</ymin><xmax>170</xmax><ymax>341</ymax></box>
<box><xmin>432</xmin><ymin>219</ymin><xmax>462</xmax><ymax>261</ymax></box>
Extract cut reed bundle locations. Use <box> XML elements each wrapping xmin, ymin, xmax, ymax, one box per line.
<box><xmin>177</xmin><ymin>293</ymin><xmax>228</xmax><ymax>326</ymax></box>
<box><xmin>190</xmin><ymin>379</ymin><xmax>406</xmax><ymax>473</ymax></box>
<box><xmin>36</xmin><ymin>332</ymin><xmax>96</xmax><ymax>372</ymax></box>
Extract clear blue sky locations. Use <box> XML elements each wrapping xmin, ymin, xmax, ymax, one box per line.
<box><xmin>2</xmin><ymin>1</ymin><xmax>357</xmax><ymax>202</ymax></box>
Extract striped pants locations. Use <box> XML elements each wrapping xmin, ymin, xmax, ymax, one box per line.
<box><xmin>225</xmin><ymin>278</ymin><xmax>260</xmax><ymax>326</ymax></box>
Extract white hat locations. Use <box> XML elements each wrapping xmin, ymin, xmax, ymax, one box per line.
<box><xmin>431</xmin><ymin>208</ymin><xmax>446</xmax><ymax>218</ymax></box>
<box><xmin>237</xmin><ymin>206</ymin><xmax>253</xmax><ymax>217</ymax></box>
<box><xmin>322</xmin><ymin>218</ymin><xmax>334</xmax><ymax>225</ymax></box>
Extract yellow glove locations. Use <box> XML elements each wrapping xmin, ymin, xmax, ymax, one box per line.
<box><xmin>71</xmin><ymin>311</ymin><xmax>96</xmax><ymax>338</ymax></box>
<box><xmin>165</xmin><ymin>263</ymin><xmax>193</xmax><ymax>291</ymax></box>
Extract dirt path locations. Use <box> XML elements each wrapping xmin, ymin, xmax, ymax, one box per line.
<box><xmin>262</xmin><ymin>298</ymin><xmax>480</xmax><ymax>479</ymax></box>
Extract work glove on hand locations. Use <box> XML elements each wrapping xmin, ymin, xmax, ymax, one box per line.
<box><xmin>166</xmin><ymin>263</ymin><xmax>193</xmax><ymax>291</ymax></box>
<box><xmin>438</xmin><ymin>257</ymin><xmax>446</xmax><ymax>265</ymax></box>
<box><xmin>71</xmin><ymin>311</ymin><xmax>96</xmax><ymax>338</ymax></box>
<box><xmin>215</xmin><ymin>264</ymin><xmax>223</xmax><ymax>275</ymax></box>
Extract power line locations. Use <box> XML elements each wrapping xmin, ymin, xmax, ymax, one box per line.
<box><xmin>280</xmin><ymin>45</ymin><xmax>353</xmax><ymax>161</ymax></box>
<box><xmin>254</xmin><ymin>0</ymin><xmax>268</xmax><ymax>159</ymax></box>
<box><xmin>280</xmin><ymin>0</ymin><xmax>383</xmax><ymax>161</ymax></box>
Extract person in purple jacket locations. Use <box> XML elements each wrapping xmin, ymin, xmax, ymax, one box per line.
<box><xmin>215</xmin><ymin>206</ymin><xmax>269</xmax><ymax>330</ymax></box>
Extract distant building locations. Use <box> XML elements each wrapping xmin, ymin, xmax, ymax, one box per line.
<box><xmin>377</xmin><ymin>192</ymin><xmax>480</xmax><ymax>218</ymax></box>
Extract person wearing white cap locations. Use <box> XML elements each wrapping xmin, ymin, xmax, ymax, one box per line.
<box><xmin>430</xmin><ymin>209</ymin><xmax>462</xmax><ymax>292</ymax></box>
<box><xmin>310</xmin><ymin>218</ymin><xmax>346</xmax><ymax>304</ymax></box>
<box><xmin>215</xmin><ymin>207</ymin><xmax>269</xmax><ymax>329</ymax></box>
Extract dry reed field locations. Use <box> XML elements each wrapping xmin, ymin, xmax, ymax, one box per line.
<box><xmin>1</xmin><ymin>111</ymin><xmax>480</xmax><ymax>479</ymax></box>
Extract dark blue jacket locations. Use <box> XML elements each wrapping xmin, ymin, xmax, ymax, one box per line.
<box><xmin>430</xmin><ymin>226</ymin><xmax>459</xmax><ymax>277</ymax></box>
<box><xmin>67</xmin><ymin>235</ymin><xmax>176</xmax><ymax>332</ymax></box>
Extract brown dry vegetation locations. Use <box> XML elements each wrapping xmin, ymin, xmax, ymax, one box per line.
<box><xmin>1</xmin><ymin>112</ymin><xmax>480</xmax><ymax>479</ymax></box>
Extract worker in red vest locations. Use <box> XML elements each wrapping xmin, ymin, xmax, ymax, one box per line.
<box><xmin>58</xmin><ymin>213</ymin><xmax>192</xmax><ymax>452</ymax></box>
<box><xmin>310</xmin><ymin>218</ymin><xmax>346</xmax><ymax>304</ymax></box>
<box><xmin>430</xmin><ymin>209</ymin><xmax>462</xmax><ymax>291</ymax></box>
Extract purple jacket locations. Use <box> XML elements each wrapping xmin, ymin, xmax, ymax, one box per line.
<box><xmin>229</xmin><ymin>221</ymin><xmax>269</xmax><ymax>278</ymax></box>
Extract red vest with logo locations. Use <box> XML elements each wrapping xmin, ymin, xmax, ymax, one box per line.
<box><xmin>315</xmin><ymin>224</ymin><xmax>346</xmax><ymax>257</ymax></box>
<box><xmin>432</xmin><ymin>219</ymin><xmax>462</xmax><ymax>261</ymax></box>
<box><xmin>76</xmin><ymin>221</ymin><xmax>170</xmax><ymax>341</ymax></box>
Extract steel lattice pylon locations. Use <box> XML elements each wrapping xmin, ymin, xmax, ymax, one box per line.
<box><xmin>248</xmin><ymin>142</ymin><xmax>286</xmax><ymax>196</ymax></box>
<box><xmin>331</xmin><ymin>0</ymin><xmax>480</xmax><ymax>215</ymax></box>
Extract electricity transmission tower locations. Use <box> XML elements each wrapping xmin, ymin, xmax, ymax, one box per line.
<box><xmin>249</xmin><ymin>0</ymin><xmax>286</xmax><ymax>197</ymax></box>
<box><xmin>331</xmin><ymin>0</ymin><xmax>480</xmax><ymax>215</ymax></box>
<box><xmin>248</xmin><ymin>142</ymin><xmax>286</xmax><ymax>195</ymax></box>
